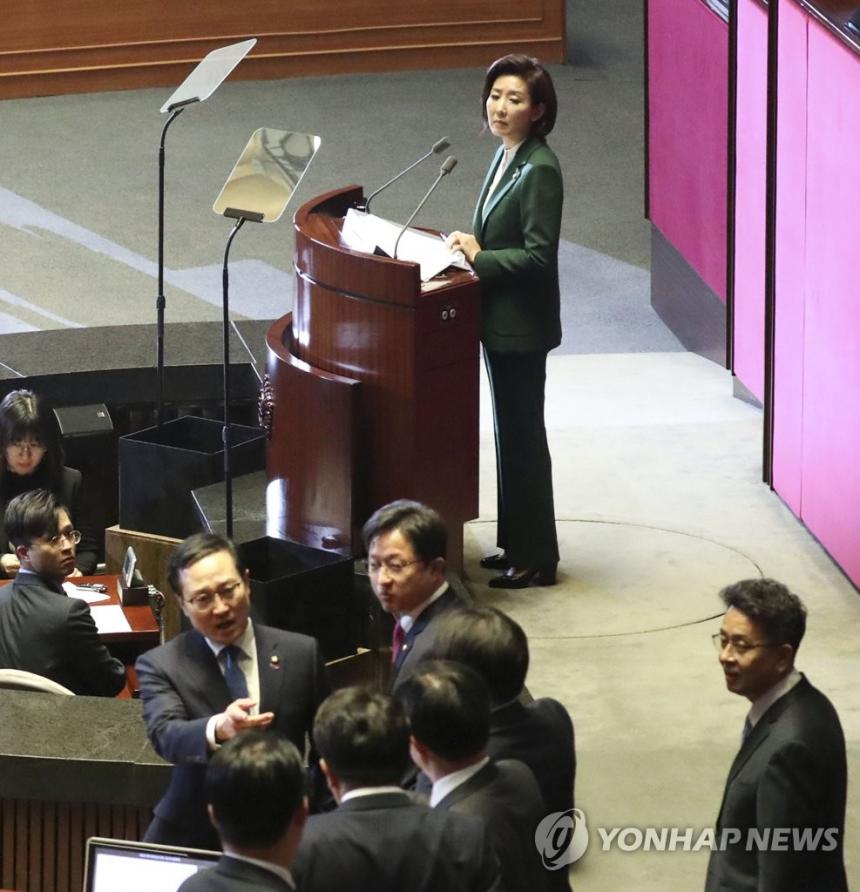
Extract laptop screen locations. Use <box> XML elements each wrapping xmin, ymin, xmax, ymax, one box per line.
<box><xmin>83</xmin><ymin>838</ymin><xmax>220</xmax><ymax>892</ymax></box>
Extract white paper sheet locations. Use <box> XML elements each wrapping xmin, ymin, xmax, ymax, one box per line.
<box><xmin>89</xmin><ymin>604</ymin><xmax>132</xmax><ymax>634</ymax></box>
<box><xmin>341</xmin><ymin>208</ymin><xmax>470</xmax><ymax>281</ymax></box>
<box><xmin>63</xmin><ymin>581</ymin><xmax>111</xmax><ymax>604</ymax></box>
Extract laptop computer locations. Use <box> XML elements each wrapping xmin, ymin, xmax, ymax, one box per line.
<box><xmin>83</xmin><ymin>837</ymin><xmax>220</xmax><ymax>892</ymax></box>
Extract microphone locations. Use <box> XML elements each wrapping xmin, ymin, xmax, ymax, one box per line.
<box><xmin>363</xmin><ymin>137</ymin><xmax>451</xmax><ymax>213</ymax></box>
<box><xmin>393</xmin><ymin>156</ymin><xmax>458</xmax><ymax>260</ymax></box>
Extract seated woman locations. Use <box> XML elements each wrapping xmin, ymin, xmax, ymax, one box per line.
<box><xmin>0</xmin><ymin>390</ymin><xmax>98</xmax><ymax>578</ymax></box>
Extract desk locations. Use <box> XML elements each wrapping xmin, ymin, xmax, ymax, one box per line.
<box><xmin>0</xmin><ymin>574</ymin><xmax>159</xmax><ymax>697</ymax></box>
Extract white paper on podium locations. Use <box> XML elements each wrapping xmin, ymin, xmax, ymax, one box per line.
<box><xmin>63</xmin><ymin>581</ymin><xmax>111</xmax><ymax>604</ymax></box>
<box><xmin>89</xmin><ymin>605</ymin><xmax>132</xmax><ymax>635</ymax></box>
<box><xmin>342</xmin><ymin>209</ymin><xmax>470</xmax><ymax>282</ymax></box>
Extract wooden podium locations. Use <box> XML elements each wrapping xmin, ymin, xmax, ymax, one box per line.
<box><xmin>264</xmin><ymin>186</ymin><xmax>481</xmax><ymax>570</ymax></box>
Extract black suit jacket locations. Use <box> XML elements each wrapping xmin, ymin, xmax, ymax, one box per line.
<box><xmin>293</xmin><ymin>791</ymin><xmax>502</xmax><ymax>892</ymax></box>
<box><xmin>436</xmin><ymin>759</ymin><xmax>548</xmax><ymax>892</ymax></box>
<box><xmin>0</xmin><ymin>572</ymin><xmax>125</xmax><ymax>696</ymax></box>
<box><xmin>135</xmin><ymin>623</ymin><xmax>329</xmax><ymax>850</ymax></box>
<box><xmin>179</xmin><ymin>855</ymin><xmax>294</xmax><ymax>892</ymax></box>
<box><xmin>389</xmin><ymin>586</ymin><xmax>463</xmax><ymax>691</ymax></box>
<box><xmin>705</xmin><ymin>676</ymin><xmax>848</xmax><ymax>891</ymax></box>
<box><xmin>489</xmin><ymin>699</ymin><xmax>575</xmax><ymax>892</ymax></box>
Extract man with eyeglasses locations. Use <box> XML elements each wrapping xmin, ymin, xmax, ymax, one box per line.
<box><xmin>362</xmin><ymin>500</ymin><xmax>463</xmax><ymax>691</ymax></box>
<box><xmin>705</xmin><ymin>578</ymin><xmax>847</xmax><ymax>891</ymax></box>
<box><xmin>135</xmin><ymin>532</ymin><xmax>329</xmax><ymax>851</ymax></box>
<box><xmin>0</xmin><ymin>488</ymin><xmax>125</xmax><ymax>696</ymax></box>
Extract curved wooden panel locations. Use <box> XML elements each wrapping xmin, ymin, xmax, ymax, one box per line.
<box><xmin>266</xmin><ymin>315</ymin><xmax>360</xmax><ymax>552</ymax></box>
<box><xmin>267</xmin><ymin>186</ymin><xmax>480</xmax><ymax>562</ymax></box>
<box><xmin>0</xmin><ymin>1</ymin><xmax>565</xmax><ymax>99</ymax></box>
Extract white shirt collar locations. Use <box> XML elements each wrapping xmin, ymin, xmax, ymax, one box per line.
<box><xmin>502</xmin><ymin>138</ymin><xmax>526</xmax><ymax>161</ymax></box>
<box><xmin>747</xmin><ymin>669</ymin><xmax>802</xmax><ymax>729</ymax></box>
<box><xmin>222</xmin><ymin>853</ymin><xmax>295</xmax><ymax>889</ymax></box>
<box><xmin>429</xmin><ymin>755</ymin><xmax>490</xmax><ymax>807</ymax></box>
<box><xmin>340</xmin><ymin>786</ymin><xmax>409</xmax><ymax>803</ymax></box>
<box><xmin>204</xmin><ymin>619</ymin><xmax>255</xmax><ymax>659</ymax></box>
<box><xmin>398</xmin><ymin>581</ymin><xmax>448</xmax><ymax>633</ymax></box>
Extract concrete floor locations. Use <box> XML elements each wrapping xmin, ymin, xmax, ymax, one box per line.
<box><xmin>464</xmin><ymin>351</ymin><xmax>860</xmax><ymax>890</ymax></box>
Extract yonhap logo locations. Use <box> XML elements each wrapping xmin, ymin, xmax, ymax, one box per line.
<box><xmin>535</xmin><ymin>808</ymin><xmax>589</xmax><ymax>868</ymax></box>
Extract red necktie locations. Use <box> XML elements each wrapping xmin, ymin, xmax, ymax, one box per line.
<box><xmin>391</xmin><ymin>621</ymin><xmax>404</xmax><ymax>666</ymax></box>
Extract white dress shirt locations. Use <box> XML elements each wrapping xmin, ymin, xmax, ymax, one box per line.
<box><xmin>204</xmin><ymin>620</ymin><xmax>261</xmax><ymax>749</ymax></box>
<box><xmin>430</xmin><ymin>755</ymin><xmax>490</xmax><ymax>807</ymax></box>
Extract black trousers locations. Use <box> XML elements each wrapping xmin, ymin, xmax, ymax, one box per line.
<box><xmin>484</xmin><ymin>348</ymin><xmax>559</xmax><ymax>567</ymax></box>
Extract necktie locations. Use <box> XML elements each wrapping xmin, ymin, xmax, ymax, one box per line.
<box><xmin>391</xmin><ymin>622</ymin><xmax>405</xmax><ymax>666</ymax></box>
<box><xmin>222</xmin><ymin>645</ymin><xmax>249</xmax><ymax>700</ymax></box>
<box><xmin>741</xmin><ymin>717</ymin><xmax>753</xmax><ymax>744</ymax></box>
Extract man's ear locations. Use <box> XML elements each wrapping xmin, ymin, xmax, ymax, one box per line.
<box><xmin>430</xmin><ymin>556</ymin><xmax>446</xmax><ymax>577</ymax></box>
<box><xmin>14</xmin><ymin>543</ymin><xmax>28</xmax><ymax>562</ymax></box>
<box><xmin>409</xmin><ymin>734</ymin><xmax>430</xmax><ymax>767</ymax></box>
<box><xmin>294</xmin><ymin>796</ymin><xmax>309</xmax><ymax>832</ymax></box>
<box><xmin>776</xmin><ymin>643</ymin><xmax>795</xmax><ymax>674</ymax></box>
<box><xmin>207</xmin><ymin>802</ymin><xmax>218</xmax><ymax>830</ymax></box>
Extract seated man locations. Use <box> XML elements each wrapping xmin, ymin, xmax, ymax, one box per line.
<box><xmin>179</xmin><ymin>731</ymin><xmax>307</xmax><ymax>892</ymax></box>
<box><xmin>432</xmin><ymin>605</ymin><xmax>576</xmax><ymax>884</ymax></box>
<box><xmin>293</xmin><ymin>686</ymin><xmax>502</xmax><ymax>892</ymax></box>
<box><xmin>398</xmin><ymin>660</ymin><xmax>548</xmax><ymax>892</ymax></box>
<box><xmin>0</xmin><ymin>489</ymin><xmax>125</xmax><ymax>696</ymax></box>
<box><xmin>362</xmin><ymin>500</ymin><xmax>463</xmax><ymax>690</ymax></box>
<box><xmin>136</xmin><ymin>532</ymin><xmax>329</xmax><ymax>851</ymax></box>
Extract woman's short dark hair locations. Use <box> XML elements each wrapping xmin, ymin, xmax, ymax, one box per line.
<box><xmin>481</xmin><ymin>54</ymin><xmax>558</xmax><ymax>138</ymax></box>
<box><xmin>0</xmin><ymin>390</ymin><xmax>65</xmax><ymax>489</ymax></box>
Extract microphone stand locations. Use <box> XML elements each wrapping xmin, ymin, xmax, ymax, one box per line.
<box><xmin>393</xmin><ymin>157</ymin><xmax>457</xmax><ymax>259</ymax></box>
<box><xmin>363</xmin><ymin>137</ymin><xmax>450</xmax><ymax>213</ymax></box>
<box><xmin>220</xmin><ymin>214</ymin><xmax>251</xmax><ymax>540</ymax></box>
<box><xmin>156</xmin><ymin>100</ymin><xmax>197</xmax><ymax>428</ymax></box>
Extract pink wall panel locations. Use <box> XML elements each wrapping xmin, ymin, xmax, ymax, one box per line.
<box><xmin>799</xmin><ymin>21</ymin><xmax>860</xmax><ymax>587</ymax></box>
<box><xmin>771</xmin><ymin>0</ymin><xmax>808</xmax><ymax>515</ymax></box>
<box><xmin>648</xmin><ymin>0</ymin><xmax>728</xmax><ymax>300</ymax></box>
<box><xmin>732</xmin><ymin>0</ymin><xmax>769</xmax><ymax>401</ymax></box>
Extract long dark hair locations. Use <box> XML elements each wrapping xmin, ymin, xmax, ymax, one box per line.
<box><xmin>0</xmin><ymin>390</ymin><xmax>65</xmax><ymax>491</ymax></box>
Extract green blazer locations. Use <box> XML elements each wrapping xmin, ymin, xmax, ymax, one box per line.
<box><xmin>472</xmin><ymin>136</ymin><xmax>563</xmax><ymax>353</ymax></box>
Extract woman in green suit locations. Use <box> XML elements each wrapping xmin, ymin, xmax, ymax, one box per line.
<box><xmin>447</xmin><ymin>54</ymin><xmax>561</xmax><ymax>589</ymax></box>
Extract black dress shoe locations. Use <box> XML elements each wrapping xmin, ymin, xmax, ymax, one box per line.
<box><xmin>488</xmin><ymin>565</ymin><xmax>558</xmax><ymax>589</ymax></box>
<box><xmin>480</xmin><ymin>553</ymin><xmax>510</xmax><ymax>570</ymax></box>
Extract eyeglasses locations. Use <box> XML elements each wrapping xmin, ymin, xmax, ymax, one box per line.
<box><xmin>8</xmin><ymin>440</ymin><xmax>46</xmax><ymax>454</ymax></box>
<box><xmin>711</xmin><ymin>632</ymin><xmax>779</xmax><ymax>656</ymax></box>
<box><xmin>44</xmin><ymin>529</ymin><xmax>82</xmax><ymax>548</ymax></box>
<box><xmin>184</xmin><ymin>580</ymin><xmax>244</xmax><ymax>611</ymax></box>
<box><xmin>363</xmin><ymin>558</ymin><xmax>422</xmax><ymax>577</ymax></box>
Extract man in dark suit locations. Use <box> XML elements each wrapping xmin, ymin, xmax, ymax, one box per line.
<box><xmin>399</xmin><ymin>660</ymin><xmax>548</xmax><ymax>892</ymax></box>
<box><xmin>293</xmin><ymin>686</ymin><xmax>503</xmax><ymax>892</ymax></box>
<box><xmin>432</xmin><ymin>605</ymin><xmax>575</xmax><ymax>890</ymax></box>
<box><xmin>135</xmin><ymin>532</ymin><xmax>329</xmax><ymax>851</ymax></box>
<box><xmin>0</xmin><ymin>489</ymin><xmax>125</xmax><ymax>696</ymax></box>
<box><xmin>362</xmin><ymin>500</ymin><xmax>463</xmax><ymax>690</ymax></box>
<box><xmin>705</xmin><ymin>579</ymin><xmax>848</xmax><ymax>891</ymax></box>
<box><xmin>179</xmin><ymin>732</ymin><xmax>307</xmax><ymax>892</ymax></box>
